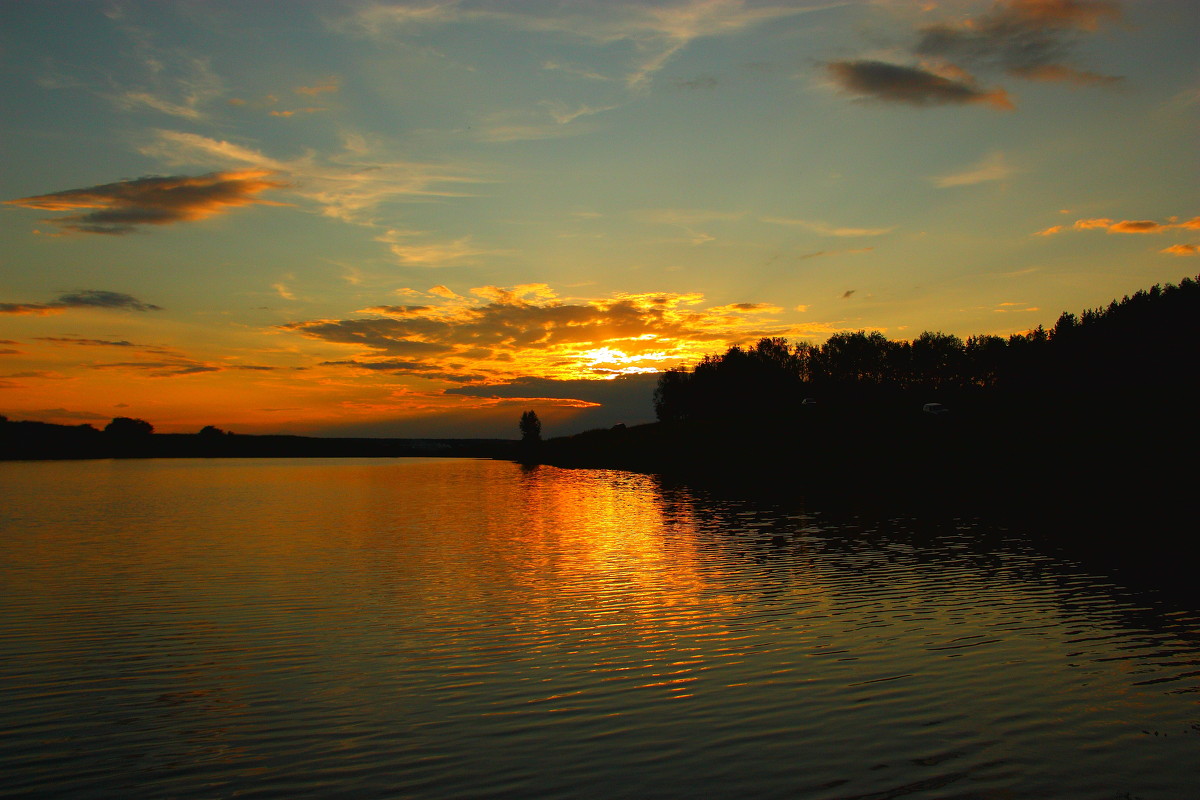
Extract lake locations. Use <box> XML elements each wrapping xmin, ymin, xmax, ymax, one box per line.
<box><xmin>2</xmin><ymin>457</ymin><xmax>1198</xmax><ymax>799</ymax></box>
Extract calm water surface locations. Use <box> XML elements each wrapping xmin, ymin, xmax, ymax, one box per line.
<box><xmin>2</xmin><ymin>458</ymin><xmax>1198</xmax><ymax>799</ymax></box>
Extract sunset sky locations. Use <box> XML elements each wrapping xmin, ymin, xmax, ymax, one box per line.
<box><xmin>2</xmin><ymin>0</ymin><xmax>1197</xmax><ymax>437</ymax></box>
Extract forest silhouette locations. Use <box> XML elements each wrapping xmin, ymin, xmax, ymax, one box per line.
<box><xmin>651</xmin><ymin>276</ymin><xmax>1199</xmax><ymax>424</ymax></box>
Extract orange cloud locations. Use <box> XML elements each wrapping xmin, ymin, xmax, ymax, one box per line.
<box><xmin>1040</xmin><ymin>215</ymin><xmax>1200</xmax><ymax>239</ymax></box>
<box><xmin>1008</xmin><ymin>0</ymin><xmax>1121</xmax><ymax>31</ymax></box>
<box><xmin>1162</xmin><ymin>244</ymin><xmax>1198</xmax><ymax>256</ymax></box>
<box><xmin>269</xmin><ymin>107</ymin><xmax>327</xmax><ymax>117</ymax></box>
<box><xmin>283</xmin><ymin>286</ymin><xmax>812</xmax><ymax>383</ymax></box>
<box><xmin>1009</xmin><ymin>64</ymin><xmax>1122</xmax><ymax>87</ymax></box>
<box><xmin>1070</xmin><ymin>217</ymin><xmax>1195</xmax><ymax>235</ymax></box>
<box><xmin>5</xmin><ymin>170</ymin><xmax>286</xmax><ymax>234</ymax></box>
<box><xmin>1108</xmin><ymin>220</ymin><xmax>1169</xmax><ymax>234</ymax></box>
<box><xmin>295</xmin><ymin>78</ymin><xmax>340</xmax><ymax>96</ymax></box>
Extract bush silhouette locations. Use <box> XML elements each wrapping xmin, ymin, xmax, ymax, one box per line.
<box><xmin>104</xmin><ymin>417</ymin><xmax>154</xmax><ymax>436</ymax></box>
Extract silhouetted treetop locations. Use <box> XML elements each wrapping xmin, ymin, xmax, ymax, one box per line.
<box><xmin>104</xmin><ymin>417</ymin><xmax>154</xmax><ymax>436</ymax></box>
<box><xmin>519</xmin><ymin>410</ymin><xmax>542</xmax><ymax>442</ymax></box>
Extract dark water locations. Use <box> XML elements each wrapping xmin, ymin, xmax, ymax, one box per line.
<box><xmin>2</xmin><ymin>458</ymin><xmax>1198</xmax><ymax>799</ymax></box>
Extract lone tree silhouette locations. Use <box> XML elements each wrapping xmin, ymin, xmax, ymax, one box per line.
<box><xmin>519</xmin><ymin>410</ymin><xmax>542</xmax><ymax>442</ymax></box>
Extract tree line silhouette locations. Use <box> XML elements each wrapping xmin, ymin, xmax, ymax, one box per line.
<box><xmin>653</xmin><ymin>275</ymin><xmax>1200</xmax><ymax>423</ymax></box>
<box><xmin>0</xmin><ymin>415</ymin><xmax>513</xmax><ymax>460</ymax></box>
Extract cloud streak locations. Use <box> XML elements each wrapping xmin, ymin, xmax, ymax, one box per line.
<box><xmin>826</xmin><ymin>60</ymin><xmax>1013</xmax><ymax>109</ymax></box>
<box><xmin>140</xmin><ymin>129</ymin><xmax>483</xmax><ymax>226</ymax></box>
<box><xmin>762</xmin><ymin>215</ymin><xmax>894</xmax><ymax>237</ymax></box>
<box><xmin>6</xmin><ymin>170</ymin><xmax>285</xmax><ymax>234</ymax></box>
<box><xmin>933</xmin><ymin>152</ymin><xmax>1014</xmax><ymax>187</ymax></box>
<box><xmin>346</xmin><ymin>0</ymin><xmax>832</xmax><ymax>90</ymax></box>
<box><xmin>376</xmin><ymin>229</ymin><xmax>504</xmax><ymax>267</ymax></box>
<box><xmin>1053</xmin><ymin>216</ymin><xmax>1200</xmax><ymax>234</ymax></box>
<box><xmin>0</xmin><ymin>291</ymin><xmax>162</xmax><ymax>315</ymax></box>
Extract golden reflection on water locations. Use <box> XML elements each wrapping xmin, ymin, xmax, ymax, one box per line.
<box><xmin>494</xmin><ymin>466</ymin><xmax>804</xmax><ymax>702</ymax></box>
<box><xmin>5</xmin><ymin>458</ymin><xmax>1200</xmax><ymax>800</ymax></box>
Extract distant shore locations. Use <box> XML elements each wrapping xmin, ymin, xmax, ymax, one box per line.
<box><xmin>0</xmin><ymin>420</ymin><xmax>516</xmax><ymax>461</ymax></box>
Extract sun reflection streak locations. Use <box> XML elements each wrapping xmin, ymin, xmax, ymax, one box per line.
<box><xmin>493</xmin><ymin>466</ymin><xmax>795</xmax><ymax>703</ymax></box>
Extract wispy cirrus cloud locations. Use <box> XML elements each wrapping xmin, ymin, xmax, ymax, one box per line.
<box><xmin>1009</xmin><ymin>64</ymin><xmax>1122</xmax><ymax>87</ymax></box>
<box><xmin>541</xmin><ymin>59</ymin><xmax>613</xmax><ymax>82</ymax></box>
<box><xmin>474</xmin><ymin>101</ymin><xmax>618</xmax><ymax>143</ymax></box>
<box><xmin>375</xmin><ymin>229</ymin><xmax>505</xmax><ymax>267</ymax></box>
<box><xmin>98</xmin><ymin>13</ymin><xmax>228</xmax><ymax>120</ymax></box>
<box><xmin>273</xmin><ymin>283</ymin><xmax>298</xmax><ymax>301</ymax></box>
<box><xmin>635</xmin><ymin>208</ymin><xmax>746</xmax><ymax>245</ymax></box>
<box><xmin>762</xmin><ymin>215</ymin><xmax>895</xmax><ymax>237</ymax></box>
<box><xmin>0</xmin><ymin>291</ymin><xmax>162</xmax><ymax>315</ymax></box>
<box><xmin>269</xmin><ymin>107</ymin><xmax>328</xmax><ymax>118</ymax></box>
<box><xmin>295</xmin><ymin>78</ymin><xmax>341</xmax><ymax>96</ymax></box>
<box><xmin>932</xmin><ymin>152</ymin><xmax>1014</xmax><ymax>187</ymax></box>
<box><xmin>798</xmin><ymin>247</ymin><xmax>875</xmax><ymax>260</ymax></box>
<box><xmin>139</xmin><ymin>129</ymin><xmax>484</xmax><ymax>226</ymax></box>
<box><xmin>114</xmin><ymin>56</ymin><xmax>225</xmax><ymax>120</ymax></box>
<box><xmin>637</xmin><ymin>208</ymin><xmax>746</xmax><ymax>226</ymax></box>
<box><xmin>5</xmin><ymin>170</ymin><xmax>285</xmax><ymax>234</ymax></box>
<box><xmin>343</xmin><ymin>0</ymin><xmax>833</xmax><ymax>91</ymax></box>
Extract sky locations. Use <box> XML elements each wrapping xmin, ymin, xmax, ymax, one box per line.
<box><xmin>2</xmin><ymin>0</ymin><xmax>1197</xmax><ymax>438</ymax></box>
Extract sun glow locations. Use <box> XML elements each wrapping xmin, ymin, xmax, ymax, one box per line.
<box><xmin>575</xmin><ymin>344</ymin><xmax>671</xmax><ymax>377</ymax></box>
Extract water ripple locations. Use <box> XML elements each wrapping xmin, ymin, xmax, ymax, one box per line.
<box><xmin>3</xmin><ymin>458</ymin><xmax>1200</xmax><ymax>799</ymax></box>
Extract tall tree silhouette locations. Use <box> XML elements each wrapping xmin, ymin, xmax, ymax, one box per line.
<box><xmin>519</xmin><ymin>410</ymin><xmax>542</xmax><ymax>442</ymax></box>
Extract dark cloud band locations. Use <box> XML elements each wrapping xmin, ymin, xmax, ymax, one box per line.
<box><xmin>6</xmin><ymin>170</ymin><xmax>284</xmax><ymax>234</ymax></box>
<box><xmin>0</xmin><ymin>290</ymin><xmax>161</xmax><ymax>315</ymax></box>
<box><xmin>826</xmin><ymin>60</ymin><xmax>1012</xmax><ymax>109</ymax></box>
